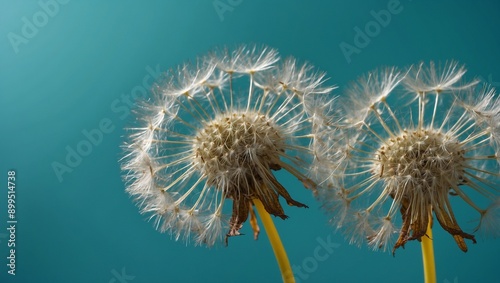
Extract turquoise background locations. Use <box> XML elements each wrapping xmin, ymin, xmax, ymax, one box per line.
<box><xmin>1</xmin><ymin>0</ymin><xmax>500</xmax><ymax>282</ymax></box>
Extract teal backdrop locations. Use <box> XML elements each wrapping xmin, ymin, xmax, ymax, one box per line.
<box><xmin>1</xmin><ymin>1</ymin><xmax>499</xmax><ymax>282</ymax></box>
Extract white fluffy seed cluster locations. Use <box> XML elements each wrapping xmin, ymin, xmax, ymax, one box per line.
<box><xmin>313</xmin><ymin>62</ymin><xmax>500</xmax><ymax>253</ymax></box>
<box><xmin>121</xmin><ymin>45</ymin><xmax>335</xmax><ymax>246</ymax></box>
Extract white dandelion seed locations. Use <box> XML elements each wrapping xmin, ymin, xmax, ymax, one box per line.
<box><xmin>121</xmin><ymin>45</ymin><xmax>335</xmax><ymax>247</ymax></box>
<box><xmin>314</xmin><ymin>62</ymin><xmax>500</xmax><ymax>253</ymax></box>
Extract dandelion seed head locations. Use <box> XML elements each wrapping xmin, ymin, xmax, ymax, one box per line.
<box><xmin>121</xmin><ymin>45</ymin><xmax>334</xmax><ymax>246</ymax></box>
<box><xmin>314</xmin><ymin>62</ymin><xmax>500</xmax><ymax>253</ymax></box>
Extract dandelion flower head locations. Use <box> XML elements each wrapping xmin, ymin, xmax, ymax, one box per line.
<box><xmin>314</xmin><ymin>62</ymin><xmax>500</xmax><ymax>253</ymax></box>
<box><xmin>121</xmin><ymin>45</ymin><xmax>334</xmax><ymax>246</ymax></box>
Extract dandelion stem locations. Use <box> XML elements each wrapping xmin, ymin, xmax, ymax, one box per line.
<box><xmin>253</xmin><ymin>199</ymin><xmax>295</xmax><ymax>283</ymax></box>
<box><xmin>421</xmin><ymin>216</ymin><xmax>437</xmax><ymax>283</ymax></box>
<box><xmin>430</xmin><ymin>92</ymin><xmax>439</xmax><ymax>129</ymax></box>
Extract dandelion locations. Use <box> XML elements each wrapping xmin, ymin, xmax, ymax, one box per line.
<box><xmin>120</xmin><ymin>45</ymin><xmax>334</xmax><ymax>282</ymax></box>
<box><xmin>313</xmin><ymin>62</ymin><xmax>500</xmax><ymax>282</ymax></box>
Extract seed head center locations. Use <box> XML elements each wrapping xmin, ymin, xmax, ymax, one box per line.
<box><xmin>193</xmin><ymin>112</ymin><xmax>284</xmax><ymax>185</ymax></box>
<box><xmin>375</xmin><ymin>129</ymin><xmax>466</xmax><ymax>192</ymax></box>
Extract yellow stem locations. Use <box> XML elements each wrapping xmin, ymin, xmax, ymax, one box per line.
<box><xmin>421</xmin><ymin>217</ymin><xmax>437</xmax><ymax>283</ymax></box>
<box><xmin>253</xmin><ymin>199</ymin><xmax>295</xmax><ymax>283</ymax></box>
